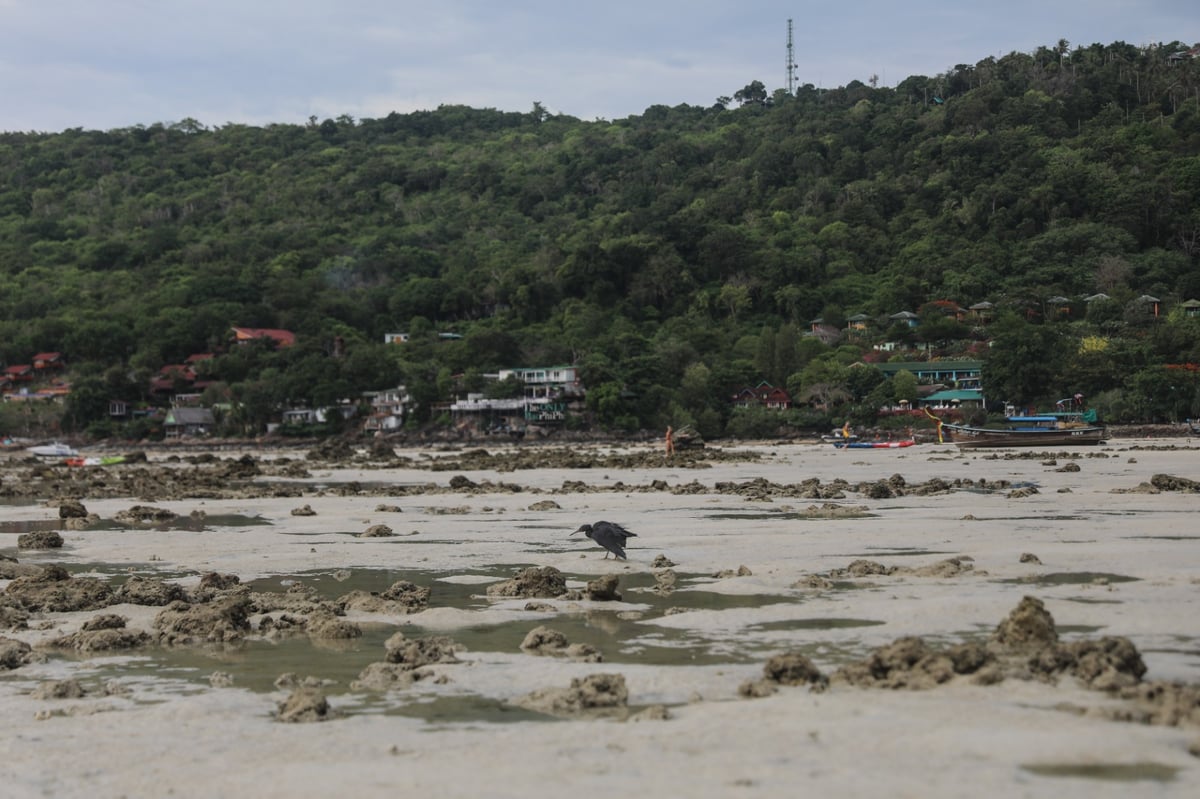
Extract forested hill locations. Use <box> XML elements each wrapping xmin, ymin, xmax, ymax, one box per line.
<box><xmin>3</xmin><ymin>40</ymin><xmax>1200</xmax><ymax>435</ymax></box>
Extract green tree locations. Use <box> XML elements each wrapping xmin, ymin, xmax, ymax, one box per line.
<box><xmin>981</xmin><ymin>316</ymin><xmax>1065</xmax><ymax>407</ymax></box>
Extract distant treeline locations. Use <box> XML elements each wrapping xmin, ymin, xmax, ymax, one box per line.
<box><xmin>2</xmin><ymin>39</ymin><xmax>1200</xmax><ymax>435</ymax></box>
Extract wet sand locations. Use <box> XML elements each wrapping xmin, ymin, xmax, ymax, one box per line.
<box><xmin>2</xmin><ymin>438</ymin><xmax>1199</xmax><ymax>797</ymax></box>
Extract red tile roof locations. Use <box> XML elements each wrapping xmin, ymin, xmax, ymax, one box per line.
<box><xmin>231</xmin><ymin>327</ymin><xmax>295</xmax><ymax>347</ymax></box>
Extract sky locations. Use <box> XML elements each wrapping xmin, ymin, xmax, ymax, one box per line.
<box><xmin>1</xmin><ymin>1</ymin><xmax>1196</xmax><ymax>133</ymax></box>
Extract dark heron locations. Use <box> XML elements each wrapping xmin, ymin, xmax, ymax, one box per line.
<box><xmin>570</xmin><ymin>521</ymin><xmax>636</xmax><ymax>560</ymax></box>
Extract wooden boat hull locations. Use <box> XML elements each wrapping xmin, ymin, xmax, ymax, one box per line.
<box><xmin>943</xmin><ymin>423</ymin><xmax>1106</xmax><ymax>448</ymax></box>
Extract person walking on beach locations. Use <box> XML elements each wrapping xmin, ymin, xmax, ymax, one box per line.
<box><xmin>665</xmin><ymin>425</ymin><xmax>675</xmax><ymax>456</ymax></box>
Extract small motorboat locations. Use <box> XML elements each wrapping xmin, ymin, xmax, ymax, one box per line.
<box><xmin>26</xmin><ymin>442</ymin><xmax>79</xmax><ymax>458</ymax></box>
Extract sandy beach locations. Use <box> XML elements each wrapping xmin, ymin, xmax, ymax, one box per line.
<box><xmin>2</xmin><ymin>437</ymin><xmax>1199</xmax><ymax>797</ymax></box>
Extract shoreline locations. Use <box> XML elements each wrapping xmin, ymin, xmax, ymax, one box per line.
<box><xmin>2</xmin><ymin>439</ymin><xmax>1199</xmax><ymax>797</ymax></box>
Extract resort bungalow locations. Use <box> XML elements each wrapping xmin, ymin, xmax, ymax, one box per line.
<box><xmin>163</xmin><ymin>407</ymin><xmax>215</xmax><ymax>438</ymax></box>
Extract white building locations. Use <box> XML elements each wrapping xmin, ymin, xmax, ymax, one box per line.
<box><xmin>362</xmin><ymin>386</ymin><xmax>414</xmax><ymax>432</ymax></box>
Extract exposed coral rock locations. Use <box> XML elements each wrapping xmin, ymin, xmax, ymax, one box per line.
<box><xmin>44</xmin><ymin>615</ymin><xmax>152</xmax><ymax>652</ymax></box>
<box><xmin>791</xmin><ymin>574</ymin><xmax>834</xmax><ymax>591</ymax></box>
<box><xmin>190</xmin><ymin>572</ymin><xmax>242</xmax><ymax>601</ymax></box>
<box><xmin>154</xmin><ymin>597</ymin><xmax>253</xmax><ymax>644</ymax></box>
<box><xmin>1151</xmin><ymin>474</ymin><xmax>1200</xmax><ymax>492</ymax></box>
<box><xmin>0</xmin><ymin>602</ymin><xmax>30</xmax><ymax>630</ymax></box>
<box><xmin>0</xmin><ymin>636</ymin><xmax>35</xmax><ymax>670</ymax></box>
<box><xmin>290</xmin><ymin>505</ymin><xmax>317</xmax><ymax>516</ymax></box>
<box><xmin>384</xmin><ymin>632</ymin><xmax>462</xmax><ymax>667</ymax></box>
<box><xmin>991</xmin><ymin>596</ymin><xmax>1058</xmax><ymax>651</ymax></box>
<box><xmin>830</xmin><ymin>560</ymin><xmax>894</xmax><ymax>578</ymax></box>
<box><xmin>763</xmin><ymin>652</ymin><xmax>829</xmax><ymax>688</ymax></box>
<box><xmin>305</xmin><ymin>610</ymin><xmax>362</xmax><ymax>640</ymax></box>
<box><xmin>350</xmin><ymin>662</ymin><xmax>419</xmax><ymax>691</ymax></box>
<box><xmin>258</xmin><ymin>613</ymin><xmax>306</xmax><ymax>638</ymax></box>
<box><xmin>17</xmin><ymin>530</ymin><xmax>63</xmax><ymax>550</ymax></box>
<box><xmin>740</xmin><ymin>651</ymin><xmax>829</xmax><ymax>698</ymax></box>
<box><xmin>114</xmin><ymin>505</ymin><xmax>178</xmax><ymax>525</ymax></box>
<box><xmin>114</xmin><ymin>575</ymin><xmax>188</xmax><ymax>606</ymax></box>
<box><xmin>513</xmin><ymin>673</ymin><xmax>629</xmax><ymax>717</ymax></box>
<box><xmin>4</xmin><ymin>565</ymin><xmax>113</xmax><ymax>612</ymax></box>
<box><xmin>586</xmin><ymin>574</ymin><xmax>621</xmax><ymax>601</ymax></box>
<box><xmin>652</xmin><ymin>569</ymin><xmax>678</xmax><ymax>595</ymax></box>
<box><xmin>338</xmin><ymin>580</ymin><xmax>430</xmax><ymax>614</ymax></box>
<box><xmin>486</xmin><ymin>566</ymin><xmax>568</xmax><ymax>598</ymax></box>
<box><xmin>832</xmin><ymin>637</ymin><xmax>959</xmax><ymax>690</ymax></box>
<box><xmin>0</xmin><ymin>558</ymin><xmax>43</xmax><ymax>580</ymax></box>
<box><xmin>32</xmin><ymin>679</ymin><xmax>87</xmax><ymax>699</ymax></box>
<box><xmin>903</xmin><ymin>557</ymin><xmax>974</xmax><ymax>578</ymax></box>
<box><xmin>276</xmin><ymin>687</ymin><xmax>337</xmax><ymax>723</ymax></box>
<box><xmin>520</xmin><ymin>625</ymin><xmax>569</xmax><ymax>653</ymax></box>
<box><xmin>57</xmin><ymin>499</ymin><xmax>89</xmax><ymax>519</ymax></box>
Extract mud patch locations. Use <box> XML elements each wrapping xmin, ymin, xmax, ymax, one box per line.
<box><xmin>392</xmin><ymin>694</ymin><xmax>560</xmax><ymax>725</ymax></box>
<box><xmin>1021</xmin><ymin>762</ymin><xmax>1179</xmax><ymax>782</ymax></box>
<box><xmin>0</xmin><ymin>519</ymin><xmax>64</xmax><ymax>535</ymax></box>
<box><xmin>747</xmin><ymin>618</ymin><xmax>887</xmax><ymax>632</ymax></box>
<box><xmin>1003</xmin><ymin>572</ymin><xmax>1140</xmax><ymax>586</ymax></box>
<box><xmin>708</xmin><ymin>504</ymin><xmax>877</xmax><ymax>521</ymax></box>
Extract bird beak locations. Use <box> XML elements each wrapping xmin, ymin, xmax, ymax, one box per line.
<box><xmin>569</xmin><ymin>527</ymin><xmax>584</xmax><ymax>537</ymax></box>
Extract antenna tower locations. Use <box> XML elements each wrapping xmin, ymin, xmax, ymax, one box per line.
<box><xmin>786</xmin><ymin>19</ymin><xmax>797</xmax><ymax>94</ymax></box>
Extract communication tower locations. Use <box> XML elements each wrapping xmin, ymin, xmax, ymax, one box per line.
<box><xmin>786</xmin><ymin>19</ymin><xmax>797</xmax><ymax>94</ymax></box>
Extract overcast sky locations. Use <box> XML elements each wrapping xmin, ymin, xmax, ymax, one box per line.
<box><xmin>1</xmin><ymin>1</ymin><xmax>1195</xmax><ymax>133</ymax></box>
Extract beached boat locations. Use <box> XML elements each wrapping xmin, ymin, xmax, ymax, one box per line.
<box><xmin>939</xmin><ymin>411</ymin><xmax>1106</xmax><ymax>448</ymax></box>
<box><xmin>64</xmin><ymin>455</ymin><xmax>126</xmax><ymax>467</ymax></box>
<box><xmin>26</xmin><ymin>441</ymin><xmax>79</xmax><ymax>458</ymax></box>
<box><xmin>829</xmin><ymin>438</ymin><xmax>916</xmax><ymax>449</ymax></box>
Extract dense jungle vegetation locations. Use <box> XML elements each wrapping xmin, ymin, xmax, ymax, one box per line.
<box><xmin>3</xmin><ymin>39</ymin><xmax>1200</xmax><ymax>438</ymax></box>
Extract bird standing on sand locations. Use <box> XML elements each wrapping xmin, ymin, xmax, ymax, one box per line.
<box><xmin>570</xmin><ymin>521</ymin><xmax>636</xmax><ymax>560</ymax></box>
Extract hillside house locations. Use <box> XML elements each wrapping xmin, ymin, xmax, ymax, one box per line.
<box><xmin>449</xmin><ymin>365</ymin><xmax>585</xmax><ymax>428</ymax></box>
<box><xmin>449</xmin><ymin>395</ymin><xmax>532</xmax><ymax>430</ymax></box>
<box><xmin>967</xmin><ymin>301</ymin><xmax>994</xmax><ymax>323</ymax></box>
<box><xmin>919</xmin><ymin>388</ymin><xmax>985</xmax><ymax>410</ymax></box>
<box><xmin>496</xmin><ymin>366</ymin><xmax>582</xmax><ymax>400</ymax></box>
<box><xmin>150</xmin><ymin>364</ymin><xmax>197</xmax><ymax>397</ymax></box>
<box><xmin>875</xmin><ymin>360</ymin><xmax>982</xmax><ymax>391</ymax></box>
<box><xmin>732</xmin><ymin>381</ymin><xmax>792</xmax><ymax>410</ymax></box>
<box><xmin>231</xmin><ymin>327</ymin><xmax>295</xmax><ymax>348</ymax></box>
<box><xmin>33</xmin><ymin>352</ymin><xmax>64</xmax><ymax>371</ymax></box>
<box><xmin>846</xmin><ymin>313</ymin><xmax>872</xmax><ymax>332</ymax></box>
<box><xmin>281</xmin><ymin>403</ymin><xmax>358</xmax><ymax>427</ymax></box>
<box><xmin>805</xmin><ymin>321</ymin><xmax>842</xmax><ymax>346</ymax></box>
<box><xmin>362</xmin><ymin>386</ymin><xmax>414</xmax><ymax>432</ymax></box>
<box><xmin>4</xmin><ymin>365</ymin><xmax>34</xmax><ymax>384</ymax></box>
<box><xmin>163</xmin><ymin>407</ymin><xmax>215</xmax><ymax>438</ymax></box>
